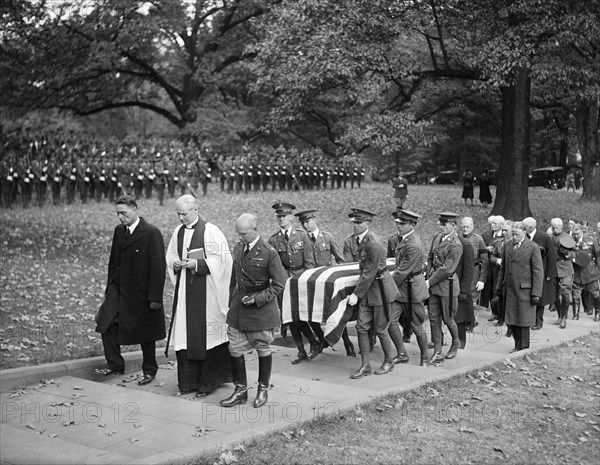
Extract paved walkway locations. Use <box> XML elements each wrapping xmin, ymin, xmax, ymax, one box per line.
<box><xmin>1</xmin><ymin>309</ymin><xmax>598</xmax><ymax>465</ymax></box>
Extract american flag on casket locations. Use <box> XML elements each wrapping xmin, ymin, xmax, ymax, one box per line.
<box><xmin>281</xmin><ymin>258</ymin><xmax>396</xmax><ymax>347</ymax></box>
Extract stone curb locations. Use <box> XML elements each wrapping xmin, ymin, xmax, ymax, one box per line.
<box><xmin>0</xmin><ymin>349</ymin><xmax>169</xmax><ymax>394</ymax></box>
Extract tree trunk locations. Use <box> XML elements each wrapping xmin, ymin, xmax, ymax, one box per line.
<box><xmin>575</xmin><ymin>99</ymin><xmax>600</xmax><ymax>202</ymax></box>
<box><xmin>491</xmin><ymin>66</ymin><xmax>532</xmax><ymax>219</ymax></box>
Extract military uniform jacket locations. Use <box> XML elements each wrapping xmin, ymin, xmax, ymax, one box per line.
<box><xmin>391</xmin><ymin>232</ymin><xmax>429</xmax><ymax>303</ymax></box>
<box><xmin>268</xmin><ymin>228</ymin><xmax>315</xmax><ymax>276</ymax></box>
<box><xmin>573</xmin><ymin>234</ymin><xmax>600</xmax><ymax>284</ymax></box>
<box><xmin>226</xmin><ymin>238</ymin><xmax>288</xmax><ymax>332</ymax></box>
<box><xmin>552</xmin><ymin>232</ymin><xmax>575</xmax><ymax>278</ymax></box>
<box><xmin>530</xmin><ymin>229</ymin><xmax>558</xmax><ymax>305</ymax></box>
<box><xmin>309</xmin><ymin>230</ymin><xmax>345</xmax><ymax>266</ymax></box>
<box><xmin>354</xmin><ymin>231</ymin><xmax>400</xmax><ymax>306</ymax></box>
<box><xmin>427</xmin><ymin>231</ymin><xmax>462</xmax><ymax>297</ymax></box>
<box><xmin>343</xmin><ymin>234</ymin><xmax>360</xmax><ymax>262</ymax></box>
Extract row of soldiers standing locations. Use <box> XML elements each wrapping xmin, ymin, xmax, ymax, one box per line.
<box><xmin>0</xmin><ymin>146</ymin><xmax>364</xmax><ymax>209</ymax></box>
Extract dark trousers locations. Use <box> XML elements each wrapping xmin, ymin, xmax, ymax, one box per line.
<box><xmin>101</xmin><ymin>317</ymin><xmax>157</xmax><ymax>375</ymax></box>
<box><xmin>510</xmin><ymin>325</ymin><xmax>530</xmax><ymax>350</ymax></box>
<box><xmin>535</xmin><ymin>305</ymin><xmax>545</xmax><ymax>327</ymax></box>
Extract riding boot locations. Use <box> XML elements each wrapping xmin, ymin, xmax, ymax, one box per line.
<box><xmin>220</xmin><ymin>356</ymin><xmax>248</xmax><ymax>407</ymax></box>
<box><xmin>572</xmin><ymin>299</ymin><xmax>580</xmax><ymax>320</ymax></box>
<box><xmin>254</xmin><ymin>355</ymin><xmax>272</xmax><ymax>408</ymax></box>
<box><xmin>560</xmin><ymin>300</ymin><xmax>569</xmax><ymax>328</ymax></box>
<box><xmin>553</xmin><ymin>300</ymin><xmax>562</xmax><ymax>325</ymax></box>
<box><xmin>351</xmin><ymin>333</ymin><xmax>372</xmax><ymax>378</ymax></box>
<box><xmin>594</xmin><ymin>296</ymin><xmax>600</xmax><ymax>322</ymax></box>
<box><xmin>289</xmin><ymin>323</ymin><xmax>307</xmax><ymax>364</ymax></box>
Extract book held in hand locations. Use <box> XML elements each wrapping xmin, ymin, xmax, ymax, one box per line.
<box><xmin>187</xmin><ymin>247</ymin><xmax>206</xmax><ymax>261</ymax></box>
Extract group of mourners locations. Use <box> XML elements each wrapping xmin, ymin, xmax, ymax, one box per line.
<box><xmin>93</xmin><ymin>192</ymin><xmax>600</xmax><ymax>409</ymax></box>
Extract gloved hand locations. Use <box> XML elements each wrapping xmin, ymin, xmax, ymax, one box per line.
<box><xmin>458</xmin><ymin>292</ymin><xmax>468</xmax><ymax>301</ymax></box>
<box><xmin>530</xmin><ymin>296</ymin><xmax>540</xmax><ymax>305</ymax></box>
<box><xmin>348</xmin><ymin>294</ymin><xmax>358</xmax><ymax>306</ymax></box>
<box><xmin>475</xmin><ymin>281</ymin><xmax>485</xmax><ymax>292</ymax></box>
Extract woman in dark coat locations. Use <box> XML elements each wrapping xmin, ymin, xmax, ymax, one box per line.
<box><xmin>462</xmin><ymin>169</ymin><xmax>475</xmax><ymax>205</ymax></box>
<box><xmin>479</xmin><ymin>169</ymin><xmax>493</xmax><ymax>205</ymax></box>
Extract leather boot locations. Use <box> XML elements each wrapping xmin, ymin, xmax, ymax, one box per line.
<box><xmin>573</xmin><ymin>299</ymin><xmax>580</xmax><ymax>320</ymax></box>
<box><xmin>560</xmin><ymin>301</ymin><xmax>569</xmax><ymax>328</ymax></box>
<box><xmin>220</xmin><ymin>356</ymin><xmax>248</xmax><ymax>408</ymax></box>
<box><xmin>307</xmin><ymin>341</ymin><xmax>322</xmax><ymax>360</ymax></box>
<box><xmin>254</xmin><ymin>355</ymin><xmax>272</xmax><ymax>408</ymax></box>
<box><xmin>593</xmin><ymin>297</ymin><xmax>600</xmax><ymax>321</ymax></box>
<box><xmin>351</xmin><ymin>334</ymin><xmax>372</xmax><ymax>379</ymax></box>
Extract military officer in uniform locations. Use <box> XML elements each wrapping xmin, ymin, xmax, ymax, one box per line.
<box><xmin>220</xmin><ymin>213</ymin><xmax>287</xmax><ymax>409</ymax></box>
<box><xmin>268</xmin><ymin>202</ymin><xmax>318</xmax><ymax>363</ymax></box>
<box><xmin>426</xmin><ymin>212</ymin><xmax>462</xmax><ymax>364</ymax></box>
<box><xmin>347</xmin><ymin>208</ymin><xmax>400</xmax><ymax>379</ymax></box>
<box><xmin>571</xmin><ymin>223</ymin><xmax>600</xmax><ymax>321</ymax></box>
<box><xmin>390</xmin><ymin>210</ymin><xmax>430</xmax><ymax>366</ymax></box>
<box><xmin>550</xmin><ymin>218</ymin><xmax>577</xmax><ymax>328</ymax></box>
<box><xmin>295</xmin><ymin>209</ymin><xmax>346</xmax><ymax>351</ymax></box>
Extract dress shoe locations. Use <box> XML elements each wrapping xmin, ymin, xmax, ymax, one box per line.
<box><xmin>254</xmin><ymin>383</ymin><xmax>269</xmax><ymax>408</ymax></box>
<box><xmin>220</xmin><ymin>385</ymin><xmax>248</xmax><ymax>407</ymax></box>
<box><xmin>509</xmin><ymin>347</ymin><xmax>519</xmax><ymax>353</ymax></box>
<box><xmin>350</xmin><ymin>364</ymin><xmax>372</xmax><ymax>379</ymax></box>
<box><xmin>369</xmin><ymin>338</ymin><xmax>377</xmax><ymax>352</ymax></box>
<box><xmin>549</xmin><ymin>305</ymin><xmax>557</xmax><ymax>312</ymax></box>
<box><xmin>374</xmin><ymin>361</ymin><xmax>395</xmax><ymax>375</ymax></box>
<box><xmin>346</xmin><ymin>345</ymin><xmax>357</xmax><ymax>357</ymax></box>
<box><xmin>291</xmin><ymin>350</ymin><xmax>307</xmax><ymax>365</ymax></box>
<box><xmin>307</xmin><ymin>342</ymin><xmax>322</xmax><ymax>360</ymax></box>
<box><xmin>494</xmin><ymin>321</ymin><xmax>504</xmax><ymax>327</ymax></box>
<box><xmin>403</xmin><ymin>335</ymin><xmax>411</xmax><ymax>343</ymax></box>
<box><xmin>488</xmin><ymin>315</ymin><xmax>498</xmax><ymax>322</ymax></box>
<box><xmin>429</xmin><ymin>352</ymin><xmax>445</xmax><ymax>364</ymax></box>
<box><xmin>531</xmin><ymin>326</ymin><xmax>542</xmax><ymax>331</ymax></box>
<box><xmin>505</xmin><ymin>328</ymin><xmax>512</xmax><ymax>337</ymax></box>
<box><xmin>559</xmin><ymin>318</ymin><xmax>566</xmax><ymax>329</ymax></box>
<box><xmin>392</xmin><ymin>353</ymin><xmax>409</xmax><ymax>364</ymax></box>
<box><xmin>445</xmin><ymin>343</ymin><xmax>459</xmax><ymax>360</ymax></box>
<box><xmin>595</xmin><ymin>311</ymin><xmax>600</xmax><ymax>322</ymax></box>
<box><xmin>586</xmin><ymin>309</ymin><xmax>593</xmax><ymax>315</ymax></box>
<box><xmin>94</xmin><ymin>368</ymin><xmax>124</xmax><ymax>376</ymax></box>
<box><xmin>420</xmin><ymin>358</ymin><xmax>430</xmax><ymax>367</ymax></box>
<box><xmin>195</xmin><ymin>391</ymin><xmax>211</xmax><ymax>398</ymax></box>
<box><xmin>138</xmin><ymin>374</ymin><xmax>156</xmax><ymax>386</ymax></box>
<box><xmin>553</xmin><ymin>318</ymin><xmax>561</xmax><ymax>325</ymax></box>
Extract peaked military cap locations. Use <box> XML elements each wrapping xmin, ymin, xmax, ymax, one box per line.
<box><xmin>348</xmin><ymin>208</ymin><xmax>376</xmax><ymax>222</ymax></box>
<box><xmin>295</xmin><ymin>209</ymin><xmax>317</xmax><ymax>222</ymax></box>
<box><xmin>272</xmin><ymin>202</ymin><xmax>296</xmax><ymax>216</ymax></box>
<box><xmin>394</xmin><ymin>209</ymin><xmax>421</xmax><ymax>223</ymax></box>
<box><xmin>437</xmin><ymin>211</ymin><xmax>459</xmax><ymax>224</ymax></box>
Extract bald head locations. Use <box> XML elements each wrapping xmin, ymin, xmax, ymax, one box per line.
<box><xmin>235</xmin><ymin>213</ymin><xmax>259</xmax><ymax>244</ymax></box>
<box><xmin>175</xmin><ymin>194</ymin><xmax>199</xmax><ymax>226</ymax></box>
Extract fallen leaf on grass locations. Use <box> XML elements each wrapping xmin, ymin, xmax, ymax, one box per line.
<box><xmin>218</xmin><ymin>451</ymin><xmax>238</xmax><ymax>464</ymax></box>
<box><xmin>459</xmin><ymin>426</ymin><xmax>476</xmax><ymax>434</ymax></box>
<box><xmin>578</xmin><ymin>437</ymin><xmax>588</xmax><ymax>442</ymax></box>
<box><xmin>73</xmin><ymin>385</ymin><xmax>83</xmax><ymax>390</ymax></box>
<box><xmin>427</xmin><ymin>387</ymin><xmax>439</xmax><ymax>397</ymax></box>
<box><xmin>503</xmin><ymin>359</ymin><xmax>516</xmax><ymax>368</ymax></box>
<box><xmin>130</xmin><ymin>437</ymin><xmax>138</xmax><ymax>443</ymax></box>
<box><xmin>355</xmin><ymin>418</ymin><xmax>364</xmax><ymax>423</ymax></box>
<box><xmin>575</xmin><ymin>412</ymin><xmax>587</xmax><ymax>418</ymax></box>
<box><xmin>311</xmin><ymin>377</ymin><xmax>321</xmax><ymax>381</ymax></box>
<box><xmin>63</xmin><ymin>421</ymin><xmax>75</xmax><ymax>426</ymax></box>
<box><xmin>26</xmin><ymin>424</ymin><xmax>35</xmax><ymax>430</ymax></box>
<box><xmin>233</xmin><ymin>444</ymin><xmax>245</xmax><ymax>452</ymax></box>
<box><xmin>493</xmin><ymin>447</ymin><xmax>508</xmax><ymax>457</ymax></box>
<box><xmin>48</xmin><ymin>434</ymin><xmax>58</xmax><ymax>438</ymax></box>
<box><xmin>193</xmin><ymin>425</ymin><xmax>214</xmax><ymax>437</ymax></box>
<box><xmin>471</xmin><ymin>396</ymin><xmax>483</xmax><ymax>402</ymax></box>
<box><xmin>155</xmin><ymin>382</ymin><xmax>166</xmax><ymax>387</ymax></box>
<box><xmin>133</xmin><ymin>424</ymin><xmax>142</xmax><ymax>429</ymax></box>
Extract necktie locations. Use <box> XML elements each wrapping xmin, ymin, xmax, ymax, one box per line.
<box><xmin>125</xmin><ymin>227</ymin><xmax>131</xmax><ymax>240</ymax></box>
<box><xmin>244</xmin><ymin>244</ymin><xmax>250</xmax><ymax>256</ymax></box>
<box><xmin>513</xmin><ymin>241</ymin><xmax>519</xmax><ymax>250</ymax></box>
<box><xmin>310</xmin><ymin>233</ymin><xmax>316</xmax><ymax>242</ymax></box>
<box><xmin>526</xmin><ymin>233</ymin><xmax>531</xmax><ymax>240</ymax></box>
<box><xmin>356</xmin><ymin>236</ymin><xmax>360</xmax><ymax>246</ymax></box>
<box><xmin>284</xmin><ymin>230</ymin><xmax>289</xmax><ymax>241</ymax></box>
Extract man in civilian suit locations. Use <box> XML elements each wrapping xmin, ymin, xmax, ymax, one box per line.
<box><xmin>522</xmin><ymin>217</ymin><xmax>558</xmax><ymax>330</ymax></box>
<box><xmin>496</xmin><ymin>222</ymin><xmax>543</xmax><ymax>352</ymax></box>
<box><xmin>95</xmin><ymin>195</ymin><xmax>166</xmax><ymax>386</ymax></box>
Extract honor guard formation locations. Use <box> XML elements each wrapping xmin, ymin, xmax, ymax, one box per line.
<box><xmin>0</xmin><ymin>132</ymin><xmax>365</xmax><ymax>209</ymax></box>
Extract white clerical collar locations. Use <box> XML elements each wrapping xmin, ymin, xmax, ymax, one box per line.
<box><xmin>186</xmin><ymin>217</ymin><xmax>199</xmax><ymax>229</ymax></box>
<box><xmin>128</xmin><ymin>217</ymin><xmax>140</xmax><ymax>234</ymax></box>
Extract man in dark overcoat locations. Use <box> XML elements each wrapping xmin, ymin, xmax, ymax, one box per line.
<box><xmin>94</xmin><ymin>195</ymin><xmax>166</xmax><ymax>385</ymax></box>
<box><xmin>496</xmin><ymin>221</ymin><xmax>543</xmax><ymax>352</ymax></box>
<box><xmin>523</xmin><ymin>217</ymin><xmax>558</xmax><ymax>330</ymax></box>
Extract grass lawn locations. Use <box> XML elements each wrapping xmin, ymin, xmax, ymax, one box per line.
<box><xmin>195</xmin><ymin>332</ymin><xmax>600</xmax><ymax>465</ymax></box>
<box><xmin>0</xmin><ymin>183</ymin><xmax>596</xmax><ymax>369</ymax></box>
